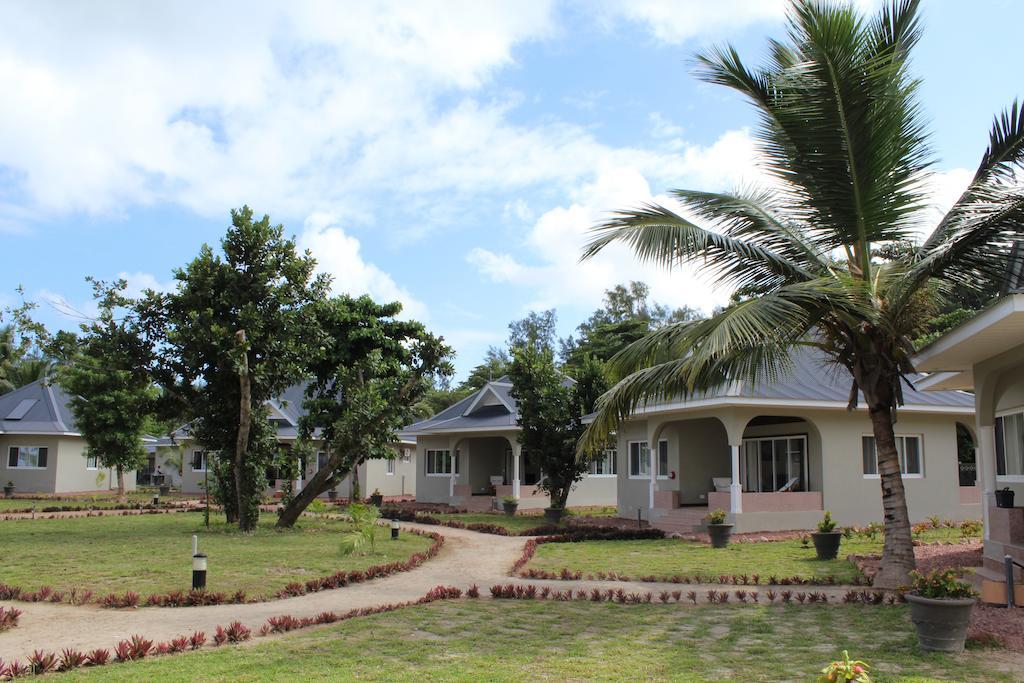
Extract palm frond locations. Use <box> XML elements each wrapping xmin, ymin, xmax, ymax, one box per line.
<box><xmin>582</xmin><ymin>204</ymin><xmax>814</xmax><ymax>291</ymax></box>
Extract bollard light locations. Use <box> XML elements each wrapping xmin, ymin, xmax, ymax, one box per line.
<box><xmin>192</xmin><ymin>552</ymin><xmax>208</xmax><ymax>590</ymax></box>
<box><xmin>153</xmin><ymin>495</ymin><xmax>160</xmax><ymax>506</ymax></box>
<box><xmin>391</xmin><ymin>519</ymin><xmax>400</xmax><ymax>540</ymax></box>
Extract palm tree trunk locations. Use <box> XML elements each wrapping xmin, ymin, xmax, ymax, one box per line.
<box><xmin>867</xmin><ymin>404</ymin><xmax>916</xmax><ymax>588</ymax></box>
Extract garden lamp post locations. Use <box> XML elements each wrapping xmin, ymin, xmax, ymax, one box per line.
<box><xmin>391</xmin><ymin>519</ymin><xmax>400</xmax><ymax>540</ymax></box>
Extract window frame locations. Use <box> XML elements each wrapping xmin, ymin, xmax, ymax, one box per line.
<box><xmin>995</xmin><ymin>409</ymin><xmax>1024</xmax><ymax>482</ymax></box>
<box><xmin>86</xmin><ymin>452</ymin><xmax>100</xmax><ymax>470</ymax></box>
<box><xmin>628</xmin><ymin>441</ymin><xmax>650</xmax><ymax>479</ymax></box>
<box><xmin>190</xmin><ymin>450</ymin><xmax>207</xmax><ymax>473</ymax></box>
<box><xmin>590</xmin><ymin>448</ymin><xmax>617</xmax><ymax>477</ymax></box>
<box><xmin>861</xmin><ymin>434</ymin><xmax>924</xmax><ymax>479</ymax></box>
<box><xmin>386</xmin><ymin>458</ymin><xmax>396</xmax><ymax>475</ymax></box>
<box><xmin>741</xmin><ymin>434</ymin><xmax>808</xmax><ymax>492</ymax></box>
<box><xmin>7</xmin><ymin>446</ymin><xmax>48</xmax><ymax>470</ymax></box>
<box><xmin>425</xmin><ymin>449</ymin><xmax>456</xmax><ymax>477</ymax></box>
<box><xmin>656</xmin><ymin>439</ymin><xmax>670</xmax><ymax>480</ymax></box>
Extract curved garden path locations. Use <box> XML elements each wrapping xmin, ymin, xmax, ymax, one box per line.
<box><xmin>0</xmin><ymin>523</ymin><xmax>877</xmax><ymax>663</ymax></box>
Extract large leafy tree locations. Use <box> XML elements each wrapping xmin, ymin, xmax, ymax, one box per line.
<box><xmin>54</xmin><ymin>281</ymin><xmax>155</xmax><ymax>500</ymax></box>
<box><xmin>579</xmin><ymin>0</ymin><xmax>1024</xmax><ymax>588</ymax></box>
<box><xmin>276</xmin><ymin>295</ymin><xmax>452</xmax><ymax>527</ymax></box>
<box><xmin>511</xmin><ymin>341</ymin><xmax>607</xmax><ymax>512</ymax></box>
<box><xmin>138</xmin><ymin>207</ymin><xmax>329</xmax><ymax>531</ymax></box>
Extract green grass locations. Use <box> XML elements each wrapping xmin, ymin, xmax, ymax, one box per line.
<box><xmin>526</xmin><ymin>528</ymin><xmax>975</xmax><ymax>583</ymax></box>
<box><xmin>0</xmin><ymin>512</ymin><xmax>434</xmax><ymax>598</ymax></box>
<box><xmin>57</xmin><ymin>600</ymin><xmax>1012</xmax><ymax>682</ymax></box>
<box><xmin>0</xmin><ymin>492</ymin><xmax>197</xmax><ymax>512</ymax></box>
<box><xmin>433</xmin><ymin>511</ymin><xmax>555</xmax><ymax>534</ymax></box>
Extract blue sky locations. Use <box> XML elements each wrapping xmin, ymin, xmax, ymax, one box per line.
<box><xmin>1</xmin><ymin>0</ymin><xmax>1021</xmax><ymax>379</ymax></box>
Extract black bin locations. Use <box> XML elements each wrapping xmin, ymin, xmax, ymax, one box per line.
<box><xmin>995</xmin><ymin>488</ymin><xmax>1015</xmax><ymax>509</ymax></box>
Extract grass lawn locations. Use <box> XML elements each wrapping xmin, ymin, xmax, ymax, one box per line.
<box><xmin>57</xmin><ymin>600</ymin><xmax>1013</xmax><ymax>682</ymax></box>
<box><xmin>0</xmin><ymin>512</ymin><xmax>434</xmax><ymax>598</ymax></box>
<box><xmin>525</xmin><ymin>528</ymin><xmax>975</xmax><ymax>583</ymax></box>
<box><xmin>432</xmin><ymin>511</ymin><xmax>555</xmax><ymax>534</ymax></box>
<box><xmin>0</xmin><ymin>492</ymin><xmax>196</xmax><ymax>512</ymax></box>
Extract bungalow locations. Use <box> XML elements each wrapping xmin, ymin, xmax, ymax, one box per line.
<box><xmin>913</xmin><ymin>254</ymin><xmax>1024</xmax><ymax>592</ymax></box>
<box><xmin>0</xmin><ymin>380</ymin><xmax>136</xmax><ymax>495</ymax></box>
<box><xmin>177</xmin><ymin>382</ymin><xmax>417</xmax><ymax>500</ymax></box>
<box><xmin>402</xmin><ymin>377</ymin><xmax>617</xmax><ymax>511</ymax></box>
<box><xmin>605</xmin><ymin>348</ymin><xmax>978</xmax><ymax>534</ymax></box>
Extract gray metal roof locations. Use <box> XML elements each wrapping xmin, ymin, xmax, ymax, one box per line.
<box><xmin>405</xmin><ymin>347</ymin><xmax>973</xmax><ymax>435</ymax></box>
<box><xmin>0</xmin><ymin>380</ymin><xmax>77</xmax><ymax>435</ymax></box>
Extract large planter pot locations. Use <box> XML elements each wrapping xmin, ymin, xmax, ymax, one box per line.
<box><xmin>906</xmin><ymin>594</ymin><xmax>975</xmax><ymax>652</ymax></box>
<box><xmin>503</xmin><ymin>501</ymin><xmax>518</xmax><ymax>517</ymax></box>
<box><xmin>369</xmin><ymin>494</ymin><xmax>384</xmax><ymax>507</ymax></box>
<box><xmin>327</xmin><ymin>489</ymin><xmax>338</xmax><ymax>501</ymax></box>
<box><xmin>159</xmin><ymin>484</ymin><xmax>171</xmax><ymax>497</ymax></box>
<box><xmin>707</xmin><ymin>523</ymin><xmax>734</xmax><ymax>549</ymax></box>
<box><xmin>3</xmin><ymin>485</ymin><xmax>14</xmax><ymax>499</ymax></box>
<box><xmin>544</xmin><ymin>507</ymin><xmax>567</xmax><ymax>524</ymax></box>
<box><xmin>995</xmin><ymin>488</ymin><xmax>1015</xmax><ymax>509</ymax></box>
<box><xmin>811</xmin><ymin>531</ymin><xmax>842</xmax><ymax>560</ymax></box>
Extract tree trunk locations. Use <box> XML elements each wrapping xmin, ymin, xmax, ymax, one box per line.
<box><xmin>234</xmin><ymin>330</ymin><xmax>254</xmax><ymax>532</ymax></box>
<box><xmin>351</xmin><ymin>466</ymin><xmax>360</xmax><ymax>502</ymax></box>
<box><xmin>116</xmin><ymin>466</ymin><xmax>125</xmax><ymax>503</ymax></box>
<box><xmin>868</xmin><ymin>403</ymin><xmax>916</xmax><ymax>588</ymax></box>
<box><xmin>276</xmin><ymin>462</ymin><xmax>346</xmax><ymax>528</ymax></box>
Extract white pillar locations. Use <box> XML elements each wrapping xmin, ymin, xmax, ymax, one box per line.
<box><xmin>730</xmin><ymin>444</ymin><xmax>742</xmax><ymax>514</ymax></box>
<box><xmin>978</xmin><ymin>424</ymin><xmax>997</xmax><ymax>541</ymax></box>
<box><xmin>649</xmin><ymin>443</ymin><xmax>656</xmax><ymax>510</ymax></box>
<box><xmin>449</xmin><ymin>450</ymin><xmax>457</xmax><ymax>499</ymax></box>
<box><xmin>513</xmin><ymin>447</ymin><xmax>521</xmax><ymax>500</ymax></box>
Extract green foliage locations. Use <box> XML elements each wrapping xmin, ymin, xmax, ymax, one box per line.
<box><xmin>54</xmin><ymin>280</ymin><xmax>155</xmax><ymax>496</ymax></box>
<box><xmin>0</xmin><ymin>290</ymin><xmax>56</xmax><ymax>394</ymax></box>
<box><xmin>704</xmin><ymin>508</ymin><xmax>728</xmax><ymax>525</ymax></box>
<box><xmin>909</xmin><ymin>568</ymin><xmax>977</xmax><ymax>599</ymax></box>
<box><xmin>340</xmin><ymin>503</ymin><xmax>381</xmax><ymax>556</ymax></box>
<box><xmin>816</xmin><ymin>510</ymin><xmax>837</xmax><ymax>533</ymax></box>
<box><xmin>819</xmin><ymin>650</ymin><xmax>872</xmax><ymax>683</ymax></box>
<box><xmin>509</xmin><ymin>338</ymin><xmax>607</xmax><ymax>510</ymax></box>
<box><xmin>136</xmin><ymin>206</ymin><xmax>330</xmax><ymax>530</ymax></box>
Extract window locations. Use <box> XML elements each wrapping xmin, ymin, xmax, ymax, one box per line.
<box><xmin>590</xmin><ymin>448</ymin><xmax>617</xmax><ymax>476</ymax></box>
<box><xmin>996</xmin><ymin>412</ymin><xmax>1024</xmax><ymax>478</ymax></box>
<box><xmin>628</xmin><ymin>442</ymin><xmax>650</xmax><ymax>478</ymax></box>
<box><xmin>402</xmin><ymin>448</ymin><xmax>412</xmax><ymax>463</ymax></box>
<box><xmin>7</xmin><ymin>446</ymin><xmax>47</xmax><ymax>469</ymax></box>
<box><xmin>191</xmin><ymin>450</ymin><xmax>207</xmax><ymax>472</ymax></box>
<box><xmin>656</xmin><ymin>440</ymin><xmax>670</xmax><ymax>479</ymax></box>
<box><xmin>316</xmin><ymin>451</ymin><xmax>330</xmax><ymax>472</ymax></box>
<box><xmin>742</xmin><ymin>436</ymin><xmax>807</xmax><ymax>492</ymax></box>
<box><xmin>862</xmin><ymin>435</ymin><xmax>923</xmax><ymax>477</ymax></box>
<box><xmin>425</xmin><ymin>449</ymin><xmax>458</xmax><ymax>476</ymax></box>
<box><xmin>86</xmin><ymin>452</ymin><xmax>100</xmax><ymax>469</ymax></box>
<box><xmin>386</xmin><ymin>458</ymin><xmax>396</xmax><ymax>475</ymax></box>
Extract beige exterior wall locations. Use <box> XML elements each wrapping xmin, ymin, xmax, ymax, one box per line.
<box><xmin>988</xmin><ymin>347</ymin><xmax>1024</xmax><ymax>500</ymax></box>
<box><xmin>1</xmin><ymin>434</ymin><xmax>135</xmax><ymax>494</ymax></box>
<box><xmin>414</xmin><ymin>430</ymin><xmax>617</xmax><ymax>509</ymax></box>
<box><xmin>616</xmin><ymin>405</ymin><xmax>977</xmax><ymax>530</ymax></box>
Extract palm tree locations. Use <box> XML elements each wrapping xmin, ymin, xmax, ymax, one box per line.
<box><xmin>7</xmin><ymin>358</ymin><xmax>54</xmax><ymax>388</ymax></box>
<box><xmin>579</xmin><ymin>0</ymin><xmax>1024</xmax><ymax>588</ymax></box>
<box><xmin>0</xmin><ymin>325</ymin><xmax>16</xmax><ymax>394</ymax></box>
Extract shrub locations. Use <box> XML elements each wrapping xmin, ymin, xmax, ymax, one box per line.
<box><xmin>817</xmin><ymin>510</ymin><xmax>837</xmax><ymax>533</ymax></box>
<box><xmin>225</xmin><ymin>621</ymin><xmax>252</xmax><ymax>643</ymax></box>
<box><xmin>85</xmin><ymin>649</ymin><xmax>111</xmax><ymax>666</ymax></box>
<box><xmin>908</xmin><ymin>568</ymin><xmax>977</xmax><ymax>600</ymax></box>
<box><xmin>704</xmin><ymin>508</ymin><xmax>727</xmax><ymax>525</ymax></box>
<box><xmin>819</xmin><ymin>650</ymin><xmax>871</xmax><ymax>683</ymax></box>
<box><xmin>959</xmin><ymin>519</ymin><xmax>982</xmax><ymax>537</ymax></box>
<box><xmin>58</xmin><ymin>648</ymin><xmax>87</xmax><ymax>671</ymax></box>
<box><xmin>466</xmin><ymin>584</ymin><xmax>480</xmax><ymax>598</ymax></box>
<box><xmin>0</xmin><ymin>606</ymin><xmax>22</xmax><ymax>632</ymax></box>
<box><xmin>28</xmin><ymin>650</ymin><xmax>57</xmax><ymax>674</ymax></box>
<box><xmin>188</xmin><ymin>632</ymin><xmax>207</xmax><ymax>650</ymax></box>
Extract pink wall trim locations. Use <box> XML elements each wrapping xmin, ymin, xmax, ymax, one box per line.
<box><xmin>453</xmin><ymin>484</ymin><xmax>472</xmax><ymax>497</ymax></box>
<box><xmin>654</xmin><ymin>490</ymin><xmax>679</xmax><ymax>510</ymax></box>
<box><xmin>708</xmin><ymin>490</ymin><xmax>823</xmax><ymax>513</ymax></box>
<box><xmin>958</xmin><ymin>486</ymin><xmax>980</xmax><ymax>505</ymax></box>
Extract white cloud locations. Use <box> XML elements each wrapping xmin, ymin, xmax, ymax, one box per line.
<box><xmin>298</xmin><ymin>213</ymin><xmax>428</xmax><ymax>320</ymax></box>
<box><xmin>596</xmin><ymin>0</ymin><xmax>784</xmax><ymax>44</ymax></box>
<box><xmin>117</xmin><ymin>271</ymin><xmax>175</xmax><ymax>298</ymax></box>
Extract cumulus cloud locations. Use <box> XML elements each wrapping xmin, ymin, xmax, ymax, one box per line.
<box><xmin>298</xmin><ymin>213</ymin><xmax>428</xmax><ymax>320</ymax></box>
<box><xmin>596</xmin><ymin>0</ymin><xmax>784</xmax><ymax>44</ymax></box>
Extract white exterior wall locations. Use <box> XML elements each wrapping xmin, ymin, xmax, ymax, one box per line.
<box><xmin>1</xmin><ymin>434</ymin><xmax>135</xmax><ymax>494</ymax></box>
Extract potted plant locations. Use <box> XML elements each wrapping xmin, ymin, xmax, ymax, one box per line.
<box><xmin>905</xmin><ymin>568</ymin><xmax>977</xmax><ymax>652</ymax></box>
<box><xmin>544</xmin><ymin>506</ymin><xmax>566</xmax><ymax>524</ymax></box>
<box><xmin>368</xmin><ymin>489</ymin><xmax>383</xmax><ymax>507</ymax></box>
<box><xmin>704</xmin><ymin>508</ymin><xmax>733</xmax><ymax>548</ymax></box>
<box><xmin>819</xmin><ymin>650</ymin><xmax>872</xmax><ymax>682</ymax></box>
<box><xmin>3</xmin><ymin>481</ymin><xmax>14</xmax><ymax>499</ymax></box>
<box><xmin>995</xmin><ymin>487</ymin><xmax>1015</xmax><ymax>508</ymax></box>
<box><xmin>327</xmin><ymin>488</ymin><xmax>338</xmax><ymax>502</ymax></box>
<box><xmin>812</xmin><ymin>510</ymin><xmax>842</xmax><ymax>560</ymax></box>
<box><xmin>502</xmin><ymin>496</ymin><xmax>518</xmax><ymax>517</ymax></box>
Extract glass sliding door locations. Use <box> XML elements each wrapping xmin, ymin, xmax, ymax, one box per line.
<box><xmin>740</xmin><ymin>435</ymin><xmax>808</xmax><ymax>492</ymax></box>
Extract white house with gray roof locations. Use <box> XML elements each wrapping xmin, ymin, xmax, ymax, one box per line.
<box><xmin>402</xmin><ymin>377</ymin><xmax>618</xmax><ymax>511</ymax></box>
<box><xmin>604</xmin><ymin>348</ymin><xmax>978</xmax><ymax>534</ymax></box>
<box><xmin>0</xmin><ymin>380</ymin><xmax>136</xmax><ymax>495</ymax></box>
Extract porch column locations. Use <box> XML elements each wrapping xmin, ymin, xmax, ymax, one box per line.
<box><xmin>729</xmin><ymin>443</ymin><xmax>742</xmax><ymax>514</ymax></box>
<box><xmin>977</xmin><ymin>424</ymin><xmax>998</xmax><ymax>541</ymax></box>
<box><xmin>513</xmin><ymin>444</ymin><xmax>521</xmax><ymax>500</ymax></box>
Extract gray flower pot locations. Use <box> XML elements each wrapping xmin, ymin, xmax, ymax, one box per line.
<box><xmin>503</xmin><ymin>501</ymin><xmax>518</xmax><ymax>517</ymax></box>
<box><xmin>906</xmin><ymin>593</ymin><xmax>975</xmax><ymax>652</ymax></box>
<box><xmin>544</xmin><ymin>507</ymin><xmax>567</xmax><ymax>524</ymax></box>
<box><xmin>811</xmin><ymin>531</ymin><xmax>842</xmax><ymax>560</ymax></box>
<box><xmin>707</xmin><ymin>523</ymin><xmax>734</xmax><ymax>549</ymax></box>
<box><xmin>3</xmin><ymin>485</ymin><xmax>14</xmax><ymax>499</ymax></box>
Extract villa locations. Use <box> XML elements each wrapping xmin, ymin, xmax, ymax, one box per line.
<box><xmin>0</xmin><ymin>380</ymin><xmax>137</xmax><ymax>495</ymax></box>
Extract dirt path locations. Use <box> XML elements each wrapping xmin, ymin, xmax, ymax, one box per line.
<box><xmin>0</xmin><ymin>523</ymin><xmax>523</xmax><ymax>662</ymax></box>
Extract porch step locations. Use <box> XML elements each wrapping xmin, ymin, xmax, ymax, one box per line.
<box><xmin>654</xmin><ymin>507</ymin><xmax>708</xmax><ymax>535</ymax></box>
